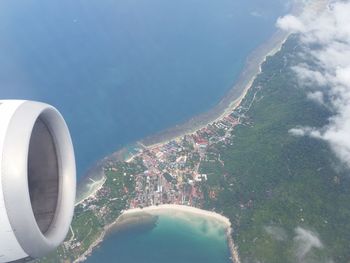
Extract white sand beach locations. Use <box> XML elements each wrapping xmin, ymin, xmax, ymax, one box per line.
<box><xmin>121</xmin><ymin>205</ymin><xmax>241</xmax><ymax>263</ymax></box>
<box><xmin>123</xmin><ymin>204</ymin><xmax>231</xmax><ymax>226</ymax></box>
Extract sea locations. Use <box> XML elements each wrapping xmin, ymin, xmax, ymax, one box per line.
<box><xmin>86</xmin><ymin>213</ymin><xmax>232</xmax><ymax>263</ymax></box>
<box><xmin>0</xmin><ymin>0</ymin><xmax>288</xmax><ymax>178</ymax></box>
<box><xmin>0</xmin><ymin>0</ymin><xmax>288</xmax><ymax>262</ymax></box>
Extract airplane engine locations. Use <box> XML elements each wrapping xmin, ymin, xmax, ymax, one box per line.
<box><xmin>0</xmin><ymin>100</ymin><xmax>76</xmax><ymax>262</ymax></box>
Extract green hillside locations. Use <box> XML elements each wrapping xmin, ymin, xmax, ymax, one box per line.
<box><xmin>204</xmin><ymin>36</ymin><xmax>350</xmax><ymax>263</ymax></box>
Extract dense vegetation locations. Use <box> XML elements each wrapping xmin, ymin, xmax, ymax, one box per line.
<box><xmin>38</xmin><ymin>160</ymin><xmax>142</xmax><ymax>262</ymax></box>
<box><xmin>203</xmin><ymin>37</ymin><xmax>350</xmax><ymax>263</ymax></box>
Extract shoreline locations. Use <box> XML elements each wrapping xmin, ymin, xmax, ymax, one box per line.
<box><xmin>75</xmin><ymin>146</ymin><xmax>131</xmax><ymax>204</ymax></box>
<box><xmin>75</xmin><ymin>164</ymin><xmax>106</xmax><ymax>205</ymax></box>
<box><xmin>72</xmin><ymin>1</ymin><xmax>330</xmax><ymax>262</ymax></box>
<box><xmin>139</xmin><ymin>28</ymin><xmax>290</xmax><ymax>150</ymax></box>
<box><xmin>75</xmin><ymin>28</ymin><xmax>291</xmax><ymax>205</ymax></box>
<box><xmin>75</xmin><ymin>0</ymin><xmax>303</xmax><ymax>202</ymax></box>
<box><xmin>123</xmin><ymin>204</ymin><xmax>231</xmax><ymax>226</ymax></box>
<box><xmin>137</xmin><ymin>0</ymin><xmax>328</xmax><ymax>150</ymax></box>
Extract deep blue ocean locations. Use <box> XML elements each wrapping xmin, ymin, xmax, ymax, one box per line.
<box><xmin>0</xmin><ymin>0</ymin><xmax>288</xmax><ymax>179</ymax></box>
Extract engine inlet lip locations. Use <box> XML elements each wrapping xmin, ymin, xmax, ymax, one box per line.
<box><xmin>1</xmin><ymin>101</ymin><xmax>76</xmax><ymax>259</ymax></box>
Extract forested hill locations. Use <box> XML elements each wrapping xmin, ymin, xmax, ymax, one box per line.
<box><xmin>203</xmin><ymin>36</ymin><xmax>350</xmax><ymax>263</ymax></box>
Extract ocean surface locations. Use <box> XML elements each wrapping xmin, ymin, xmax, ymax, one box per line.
<box><xmin>0</xmin><ymin>0</ymin><xmax>288</xmax><ymax>178</ymax></box>
<box><xmin>86</xmin><ymin>213</ymin><xmax>232</xmax><ymax>263</ymax></box>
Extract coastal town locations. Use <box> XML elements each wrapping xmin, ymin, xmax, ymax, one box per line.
<box><xmin>39</xmin><ymin>94</ymin><xmax>253</xmax><ymax>263</ymax></box>
<box><xmin>125</xmin><ymin>113</ymin><xmax>241</xmax><ymax>208</ymax></box>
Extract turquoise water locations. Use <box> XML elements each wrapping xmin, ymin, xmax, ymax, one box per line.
<box><xmin>0</xmin><ymin>0</ymin><xmax>288</xmax><ymax>178</ymax></box>
<box><xmin>86</xmin><ymin>213</ymin><xmax>232</xmax><ymax>263</ymax></box>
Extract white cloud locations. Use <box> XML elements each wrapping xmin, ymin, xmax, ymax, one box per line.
<box><xmin>289</xmin><ymin>126</ymin><xmax>322</xmax><ymax>139</ymax></box>
<box><xmin>276</xmin><ymin>15</ymin><xmax>305</xmax><ymax>32</ymax></box>
<box><xmin>263</xmin><ymin>226</ymin><xmax>333</xmax><ymax>263</ymax></box>
<box><xmin>278</xmin><ymin>1</ymin><xmax>350</xmax><ymax>168</ymax></box>
<box><xmin>292</xmin><ymin>64</ymin><xmax>328</xmax><ymax>87</ymax></box>
<box><xmin>264</xmin><ymin>226</ymin><xmax>287</xmax><ymax>241</ymax></box>
<box><xmin>293</xmin><ymin>227</ymin><xmax>333</xmax><ymax>263</ymax></box>
<box><xmin>307</xmin><ymin>91</ymin><xmax>325</xmax><ymax>105</ymax></box>
<box><xmin>294</xmin><ymin>227</ymin><xmax>323</xmax><ymax>261</ymax></box>
<box><xmin>289</xmin><ymin>127</ymin><xmax>308</xmax><ymax>137</ymax></box>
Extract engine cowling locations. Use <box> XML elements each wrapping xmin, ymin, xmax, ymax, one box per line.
<box><xmin>0</xmin><ymin>100</ymin><xmax>76</xmax><ymax>262</ymax></box>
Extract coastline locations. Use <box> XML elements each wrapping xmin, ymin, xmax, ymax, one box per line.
<box><xmin>72</xmin><ymin>1</ymin><xmax>331</xmax><ymax>262</ymax></box>
<box><xmin>123</xmin><ymin>204</ymin><xmax>231</xmax><ymax>226</ymax></box>
<box><xmin>139</xmin><ymin>28</ymin><xmax>290</xmax><ymax>150</ymax></box>
<box><xmin>75</xmin><ymin>27</ymin><xmax>292</xmax><ymax>206</ymax></box>
<box><xmin>76</xmin><ymin>146</ymin><xmax>131</xmax><ymax>204</ymax></box>
<box><xmin>75</xmin><ymin>0</ymin><xmax>303</xmax><ymax>203</ymax></box>
<box><xmin>138</xmin><ymin>0</ymin><xmax>328</xmax><ymax>150</ymax></box>
<box><xmin>75</xmin><ymin>164</ymin><xmax>106</xmax><ymax>205</ymax></box>
<box><xmin>74</xmin><ymin>19</ymin><xmax>291</xmax><ymax>263</ymax></box>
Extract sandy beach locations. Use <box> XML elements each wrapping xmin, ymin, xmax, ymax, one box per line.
<box><xmin>122</xmin><ymin>205</ymin><xmax>241</xmax><ymax>263</ymax></box>
<box><xmin>98</xmin><ymin>205</ymin><xmax>240</xmax><ymax>263</ymax></box>
<box><xmin>123</xmin><ymin>204</ymin><xmax>231</xmax><ymax>226</ymax></box>
<box><xmin>74</xmin><ymin>204</ymin><xmax>240</xmax><ymax>263</ymax></box>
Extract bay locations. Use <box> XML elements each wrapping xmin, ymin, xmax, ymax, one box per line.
<box><xmin>86</xmin><ymin>213</ymin><xmax>232</xmax><ymax>263</ymax></box>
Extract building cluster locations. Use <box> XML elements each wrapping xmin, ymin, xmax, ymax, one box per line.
<box><xmin>129</xmin><ymin>113</ymin><xmax>240</xmax><ymax>209</ymax></box>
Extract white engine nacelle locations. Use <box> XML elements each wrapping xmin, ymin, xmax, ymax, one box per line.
<box><xmin>0</xmin><ymin>100</ymin><xmax>76</xmax><ymax>262</ymax></box>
